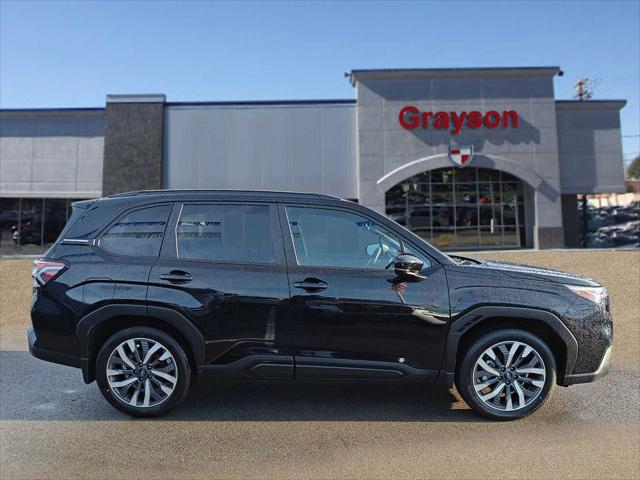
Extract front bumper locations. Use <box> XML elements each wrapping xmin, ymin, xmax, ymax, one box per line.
<box><xmin>28</xmin><ymin>326</ymin><xmax>81</xmax><ymax>368</ymax></box>
<box><xmin>561</xmin><ymin>345</ymin><xmax>612</xmax><ymax>386</ymax></box>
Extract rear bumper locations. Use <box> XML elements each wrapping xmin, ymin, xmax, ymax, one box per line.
<box><xmin>561</xmin><ymin>345</ymin><xmax>612</xmax><ymax>386</ymax></box>
<box><xmin>28</xmin><ymin>326</ymin><xmax>80</xmax><ymax>369</ymax></box>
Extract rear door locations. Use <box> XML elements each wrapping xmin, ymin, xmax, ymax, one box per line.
<box><xmin>148</xmin><ymin>201</ymin><xmax>292</xmax><ymax>377</ymax></box>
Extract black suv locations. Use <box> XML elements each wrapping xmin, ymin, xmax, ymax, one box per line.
<box><xmin>28</xmin><ymin>190</ymin><xmax>613</xmax><ymax>419</ymax></box>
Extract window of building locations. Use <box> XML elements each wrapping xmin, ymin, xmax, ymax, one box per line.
<box><xmin>286</xmin><ymin>206</ymin><xmax>431</xmax><ymax>269</ymax></box>
<box><xmin>0</xmin><ymin>198</ymin><xmax>92</xmax><ymax>256</ymax></box>
<box><xmin>99</xmin><ymin>205</ymin><xmax>171</xmax><ymax>257</ymax></box>
<box><xmin>176</xmin><ymin>204</ymin><xmax>275</xmax><ymax>263</ymax></box>
<box><xmin>0</xmin><ymin>198</ymin><xmax>21</xmax><ymax>255</ymax></box>
<box><xmin>385</xmin><ymin>167</ymin><xmax>525</xmax><ymax>250</ymax></box>
<box><xmin>44</xmin><ymin>199</ymin><xmax>69</xmax><ymax>244</ymax></box>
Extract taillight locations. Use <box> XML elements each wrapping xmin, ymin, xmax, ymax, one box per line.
<box><xmin>32</xmin><ymin>259</ymin><xmax>66</xmax><ymax>286</ymax></box>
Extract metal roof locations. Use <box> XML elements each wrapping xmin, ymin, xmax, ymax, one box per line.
<box><xmin>555</xmin><ymin>100</ymin><xmax>627</xmax><ymax>110</ymax></box>
<box><xmin>166</xmin><ymin>99</ymin><xmax>356</xmax><ymax>107</ymax></box>
<box><xmin>347</xmin><ymin>66</ymin><xmax>562</xmax><ymax>85</ymax></box>
<box><xmin>0</xmin><ymin>107</ymin><xmax>104</xmax><ymax>114</ymax></box>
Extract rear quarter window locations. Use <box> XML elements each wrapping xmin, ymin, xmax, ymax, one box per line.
<box><xmin>98</xmin><ymin>205</ymin><xmax>171</xmax><ymax>258</ymax></box>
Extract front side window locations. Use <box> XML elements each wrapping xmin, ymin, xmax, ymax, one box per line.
<box><xmin>100</xmin><ymin>205</ymin><xmax>171</xmax><ymax>257</ymax></box>
<box><xmin>286</xmin><ymin>207</ymin><xmax>430</xmax><ymax>270</ymax></box>
<box><xmin>176</xmin><ymin>204</ymin><xmax>275</xmax><ymax>263</ymax></box>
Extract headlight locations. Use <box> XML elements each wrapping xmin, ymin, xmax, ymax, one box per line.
<box><xmin>566</xmin><ymin>285</ymin><xmax>607</xmax><ymax>304</ymax></box>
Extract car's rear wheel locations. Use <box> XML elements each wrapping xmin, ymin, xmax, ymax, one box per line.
<box><xmin>96</xmin><ymin>327</ymin><xmax>191</xmax><ymax>417</ymax></box>
<box><xmin>455</xmin><ymin>329</ymin><xmax>556</xmax><ymax>420</ymax></box>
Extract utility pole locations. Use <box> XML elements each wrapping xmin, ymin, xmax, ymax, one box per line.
<box><xmin>574</xmin><ymin>78</ymin><xmax>594</xmax><ymax>101</ymax></box>
<box><xmin>574</xmin><ymin>77</ymin><xmax>599</xmax><ymax>246</ymax></box>
<box><xmin>581</xmin><ymin>194</ymin><xmax>589</xmax><ymax>247</ymax></box>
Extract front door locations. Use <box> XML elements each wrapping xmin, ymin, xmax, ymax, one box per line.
<box><xmin>279</xmin><ymin>205</ymin><xmax>451</xmax><ymax>380</ymax></box>
<box><xmin>148</xmin><ymin>202</ymin><xmax>292</xmax><ymax>377</ymax></box>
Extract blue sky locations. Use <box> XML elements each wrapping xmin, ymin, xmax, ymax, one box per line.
<box><xmin>1</xmin><ymin>0</ymin><xmax>638</xmax><ymax>163</ymax></box>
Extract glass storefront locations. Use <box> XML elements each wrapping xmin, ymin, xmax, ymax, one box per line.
<box><xmin>385</xmin><ymin>167</ymin><xmax>526</xmax><ymax>250</ymax></box>
<box><xmin>0</xmin><ymin>198</ymin><xmax>89</xmax><ymax>255</ymax></box>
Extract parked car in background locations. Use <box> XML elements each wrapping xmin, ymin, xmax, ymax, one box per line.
<box><xmin>580</xmin><ymin>201</ymin><xmax>640</xmax><ymax>248</ymax></box>
<box><xmin>11</xmin><ymin>211</ymin><xmax>68</xmax><ymax>246</ymax></box>
<box><xmin>586</xmin><ymin>220</ymin><xmax>640</xmax><ymax>249</ymax></box>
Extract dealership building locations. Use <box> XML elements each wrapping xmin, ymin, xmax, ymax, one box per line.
<box><xmin>0</xmin><ymin>66</ymin><xmax>627</xmax><ymax>254</ymax></box>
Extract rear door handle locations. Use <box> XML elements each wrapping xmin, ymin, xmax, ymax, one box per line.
<box><xmin>293</xmin><ymin>278</ymin><xmax>328</xmax><ymax>292</ymax></box>
<box><xmin>159</xmin><ymin>270</ymin><xmax>193</xmax><ymax>284</ymax></box>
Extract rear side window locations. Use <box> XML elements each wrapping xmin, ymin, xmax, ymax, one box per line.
<box><xmin>99</xmin><ymin>205</ymin><xmax>171</xmax><ymax>257</ymax></box>
<box><xmin>176</xmin><ymin>204</ymin><xmax>275</xmax><ymax>264</ymax></box>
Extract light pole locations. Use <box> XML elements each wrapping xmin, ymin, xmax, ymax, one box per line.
<box><xmin>402</xmin><ymin>182</ymin><xmax>410</xmax><ymax>227</ymax></box>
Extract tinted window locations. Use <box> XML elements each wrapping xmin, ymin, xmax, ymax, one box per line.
<box><xmin>286</xmin><ymin>207</ymin><xmax>430</xmax><ymax>270</ymax></box>
<box><xmin>176</xmin><ymin>204</ymin><xmax>275</xmax><ymax>263</ymax></box>
<box><xmin>100</xmin><ymin>205</ymin><xmax>171</xmax><ymax>257</ymax></box>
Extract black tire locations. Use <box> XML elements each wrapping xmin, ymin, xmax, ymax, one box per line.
<box><xmin>96</xmin><ymin>326</ymin><xmax>191</xmax><ymax>417</ymax></box>
<box><xmin>455</xmin><ymin>329</ymin><xmax>556</xmax><ymax>420</ymax></box>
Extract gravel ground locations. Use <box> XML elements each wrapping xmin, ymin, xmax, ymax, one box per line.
<box><xmin>0</xmin><ymin>250</ymin><xmax>639</xmax><ymax>479</ymax></box>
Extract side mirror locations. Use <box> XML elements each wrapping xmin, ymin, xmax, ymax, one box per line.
<box><xmin>393</xmin><ymin>253</ymin><xmax>424</xmax><ymax>277</ymax></box>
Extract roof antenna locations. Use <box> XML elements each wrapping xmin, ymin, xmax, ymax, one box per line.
<box><xmin>574</xmin><ymin>78</ymin><xmax>596</xmax><ymax>101</ymax></box>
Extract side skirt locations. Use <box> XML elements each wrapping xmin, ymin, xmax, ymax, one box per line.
<box><xmin>198</xmin><ymin>355</ymin><xmax>294</xmax><ymax>379</ymax></box>
<box><xmin>198</xmin><ymin>355</ymin><xmax>439</xmax><ymax>383</ymax></box>
<box><xmin>295</xmin><ymin>357</ymin><xmax>439</xmax><ymax>382</ymax></box>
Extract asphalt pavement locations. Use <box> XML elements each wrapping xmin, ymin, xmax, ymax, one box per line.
<box><xmin>1</xmin><ymin>251</ymin><xmax>639</xmax><ymax>479</ymax></box>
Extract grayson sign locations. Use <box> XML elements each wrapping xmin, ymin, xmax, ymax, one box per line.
<box><xmin>398</xmin><ymin>106</ymin><xmax>519</xmax><ymax>134</ymax></box>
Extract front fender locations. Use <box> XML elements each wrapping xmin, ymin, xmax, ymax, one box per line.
<box><xmin>441</xmin><ymin>306</ymin><xmax>578</xmax><ymax>386</ymax></box>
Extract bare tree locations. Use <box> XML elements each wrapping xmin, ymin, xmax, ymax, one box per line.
<box><xmin>627</xmin><ymin>154</ymin><xmax>640</xmax><ymax>180</ymax></box>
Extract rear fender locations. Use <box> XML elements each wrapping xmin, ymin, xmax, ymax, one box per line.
<box><xmin>76</xmin><ymin>304</ymin><xmax>205</xmax><ymax>383</ymax></box>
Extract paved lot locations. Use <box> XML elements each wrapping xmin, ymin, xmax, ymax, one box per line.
<box><xmin>1</xmin><ymin>251</ymin><xmax>639</xmax><ymax>479</ymax></box>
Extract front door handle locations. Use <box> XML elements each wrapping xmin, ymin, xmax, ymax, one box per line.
<box><xmin>293</xmin><ymin>278</ymin><xmax>328</xmax><ymax>292</ymax></box>
<box><xmin>159</xmin><ymin>270</ymin><xmax>193</xmax><ymax>284</ymax></box>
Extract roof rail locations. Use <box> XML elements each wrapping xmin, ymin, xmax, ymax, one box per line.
<box><xmin>106</xmin><ymin>191</ymin><xmax>143</xmax><ymax>198</ymax></box>
<box><xmin>106</xmin><ymin>189</ymin><xmax>342</xmax><ymax>200</ymax></box>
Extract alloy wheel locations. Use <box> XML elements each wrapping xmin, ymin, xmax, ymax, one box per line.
<box><xmin>472</xmin><ymin>340</ymin><xmax>546</xmax><ymax>412</ymax></box>
<box><xmin>106</xmin><ymin>337</ymin><xmax>178</xmax><ymax>408</ymax></box>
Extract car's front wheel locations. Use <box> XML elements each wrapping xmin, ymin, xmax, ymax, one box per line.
<box><xmin>96</xmin><ymin>327</ymin><xmax>191</xmax><ymax>417</ymax></box>
<box><xmin>455</xmin><ymin>329</ymin><xmax>556</xmax><ymax>420</ymax></box>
